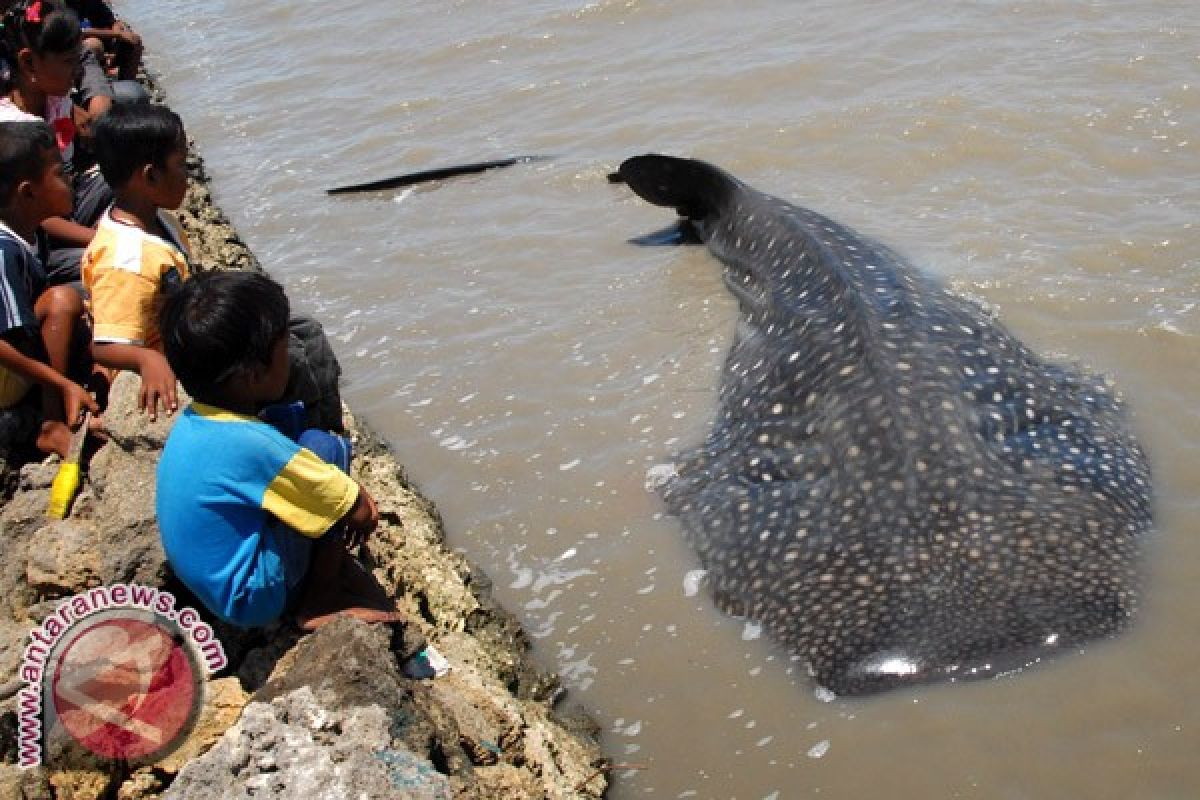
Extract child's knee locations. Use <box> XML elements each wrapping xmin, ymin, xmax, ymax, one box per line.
<box><xmin>82</xmin><ymin>36</ymin><xmax>106</xmax><ymax>59</ymax></box>
<box><xmin>36</xmin><ymin>286</ymin><xmax>85</xmax><ymax>319</ymax></box>
<box><xmin>297</xmin><ymin>429</ymin><xmax>352</xmax><ymax>472</ymax></box>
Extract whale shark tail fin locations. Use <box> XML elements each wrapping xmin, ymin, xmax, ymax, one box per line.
<box><xmin>614</xmin><ymin>154</ymin><xmax>735</xmax><ymax>221</ymax></box>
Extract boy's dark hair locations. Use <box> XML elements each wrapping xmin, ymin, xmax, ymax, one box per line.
<box><xmin>1</xmin><ymin>1</ymin><xmax>80</xmax><ymax>62</ymax></box>
<box><xmin>0</xmin><ymin>120</ymin><xmax>56</xmax><ymax>206</ymax></box>
<box><xmin>159</xmin><ymin>271</ymin><xmax>291</xmax><ymax>404</ymax></box>
<box><xmin>91</xmin><ymin>103</ymin><xmax>185</xmax><ymax>188</ymax></box>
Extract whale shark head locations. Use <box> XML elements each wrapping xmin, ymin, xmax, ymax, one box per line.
<box><xmin>618</xmin><ymin>155</ymin><xmax>891</xmax><ymax>340</ymax></box>
<box><xmin>618</xmin><ymin>154</ymin><xmax>1153</xmax><ymax>695</ymax></box>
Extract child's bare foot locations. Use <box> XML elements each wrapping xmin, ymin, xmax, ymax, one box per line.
<box><xmin>85</xmin><ymin>413</ymin><xmax>107</xmax><ymax>438</ymax></box>
<box><xmin>35</xmin><ymin>421</ymin><xmax>72</xmax><ymax>459</ymax></box>
<box><xmin>36</xmin><ymin>416</ymin><xmax>109</xmax><ymax>460</ymax></box>
<box><xmin>295</xmin><ymin>604</ymin><xmax>406</xmax><ymax>632</ymax></box>
<box><xmin>296</xmin><ymin>537</ymin><xmax>407</xmax><ymax>630</ymax></box>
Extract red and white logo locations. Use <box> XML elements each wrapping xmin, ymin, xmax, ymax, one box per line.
<box><xmin>48</xmin><ymin>614</ymin><xmax>201</xmax><ymax>761</ymax></box>
<box><xmin>15</xmin><ymin>585</ymin><xmax>224</xmax><ymax>768</ymax></box>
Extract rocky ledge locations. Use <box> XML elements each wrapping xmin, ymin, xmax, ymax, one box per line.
<box><xmin>0</xmin><ymin>101</ymin><xmax>607</xmax><ymax>799</ymax></box>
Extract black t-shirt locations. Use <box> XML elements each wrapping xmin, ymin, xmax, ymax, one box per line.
<box><xmin>67</xmin><ymin>0</ymin><xmax>117</xmax><ymax>30</ymax></box>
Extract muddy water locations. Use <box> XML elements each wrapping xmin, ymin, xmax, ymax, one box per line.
<box><xmin>116</xmin><ymin>1</ymin><xmax>1198</xmax><ymax>796</ymax></box>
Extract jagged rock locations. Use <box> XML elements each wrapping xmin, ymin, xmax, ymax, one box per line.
<box><xmin>232</xmin><ymin>628</ymin><xmax>301</xmax><ymax>692</ymax></box>
<box><xmin>16</xmin><ymin>461</ymin><xmax>56</xmax><ymax>492</ymax></box>
<box><xmin>93</xmin><ymin>371</ymin><xmax>179</xmax><ymax>454</ymax></box>
<box><xmin>253</xmin><ymin>619</ymin><xmax>450</xmax><ymax>767</ymax></box>
<box><xmin>47</xmin><ymin>768</ymin><xmax>117</xmax><ymax>800</ymax></box>
<box><xmin>116</xmin><ymin>768</ymin><xmax>164</xmax><ymax>800</ymax></box>
<box><xmin>0</xmin><ymin>487</ymin><xmax>50</xmax><ymax>621</ymax></box>
<box><xmin>21</xmin><ymin>504</ymin><xmax>165</xmax><ymax>600</ymax></box>
<box><xmin>0</xmin><ymin>763</ymin><xmax>51</xmax><ymax>800</ymax></box>
<box><xmin>0</xmin><ymin>618</ymin><xmax>28</xmax><ymax>697</ymax></box>
<box><xmin>468</xmin><ymin>764</ymin><xmax>545</xmax><ymax>798</ymax></box>
<box><xmin>164</xmin><ymin>686</ymin><xmax>452</xmax><ymax>800</ymax></box>
<box><xmin>156</xmin><ymin>677</ymin><xmax>249</xmax><ymax>775</ymax></box>
<box><xmin>24</xmin><ymin>522</ymin><xmax>102</xmax><ymax>596</ymax></box>
<box><xmin>168</xmin><ymin>622</ymin><xmax>442</xmax><ymax>797</ymax></box>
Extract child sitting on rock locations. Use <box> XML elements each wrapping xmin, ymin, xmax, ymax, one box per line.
<box><xmin>64</xmin><ymin>0</ymin><xmax>142</xmax><ymax>82</ymax></box>
<box><xmin>0</xmin><ymin>0</ymin><xmax>114</xmax><ymax>285</ymax></box>
<box><xmin>85</xmin><ymin>102</ymin><xmax>348</xmax><ymax>431</ymax></box>
<box><xmin>0</xmin><ymin>120</ymin><xmax>98</xmax><ymax>457</ymax></box>
<box><xmin>82</xmin><ymin>101</ymin><xmax>190</xmax><ymax>421</ymax></box>
<box><xmin>156</xmin><ymin>269</ymin><xmax>403</xmax><ymax>630</ymax></box>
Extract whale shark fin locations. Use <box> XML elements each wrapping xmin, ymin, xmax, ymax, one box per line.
<box><xmin>616</xmin><ymin>154</ymin><xmax>736</xmax><ymax>220</ymax></box>
<box><xmin>326</xmin><ymin>155</ymin><xmax>551</xmax><ymax>195</ymax></box>
<box><xmin>627</xmin><ymin>220</ymin><xmax>703</xmax><ymax>246</ymax></box>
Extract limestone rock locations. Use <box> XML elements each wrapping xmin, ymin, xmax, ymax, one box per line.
<box><xmin>164</xmin><ymin>686</ymin><xmax>452</xmax><ymax>800</ymax></box>
<box><xmin>96</xmin><ymin>372</ymin><xmax>180</xmax><ymax>453</ymax></box>
<box><xmin>155</xmin><ymin>677</ymin><xmax>249</xmax><ymax>775</ymax></box>
<box><xmin>24</xmin><ymin>522</ymin><xmax>102</xmax><ymax>596</ymax></box>
<box><xmin>0</xmin><ymin>617</ymin><xmax>30</xmax><ymax>691</ymax></box>
<box><xmin>0</xmin><ymin>764</ymin><xmax>51</xmax><ymax>800</ymax></box>
<box><xmin>116</xmin><ymin>768</ymin><xmax>164</xmax><ymax>800</ymax></box>
<box><xmin>46</xmin><ymin>768</ymin><xmax>116</xmax><ymax>800</ymax></box>
<box><xmin>17</xmin><ymin>461</ymin><xmax>56</xmax><ymax>492</ymax></box>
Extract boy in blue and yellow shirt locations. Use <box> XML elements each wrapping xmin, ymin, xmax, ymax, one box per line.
<box><xmin>156</xmin><ymin>270</ymin><xmax>401</xmax><ymax>630</ymax></box>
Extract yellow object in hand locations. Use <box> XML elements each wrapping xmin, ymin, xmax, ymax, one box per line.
<box><xmin>46</xmin><ymin>411</ymin><xmax>89</xmax><ymax>520</ymax></box>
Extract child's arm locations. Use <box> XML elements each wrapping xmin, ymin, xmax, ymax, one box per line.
<box><xmin>72</xmin><ymin>102</ymin><xmax>99</xmax><ymax>143</ymax></box>
<box><xmin>0</xmin><ymin>333</ymin><xmax>98</xmax><ymax>425</ymax></box>
<box><xmin>81</xmin><ymin>24</ymin><xmax>141</xmax><ymax>48</ymax></box>
<box><xmin>92</xmin><ymin>341</ymin><xmax>177</xmax><ymax>420</ymax></box>
<box><xmin>340</xmin><ymin>482</ymin><xmax>379</xmax><ymax>549</ymax></box>
<box><xmin>41</xmin><ymin>217</ymin><xmax>96</xmax><ymax>249</ymax></box>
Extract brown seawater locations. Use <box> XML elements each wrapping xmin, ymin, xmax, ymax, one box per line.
<box><xmin>118</xmin><ymin>2</ymin><xmax>1198</xmax><ymax>796</ymax></box>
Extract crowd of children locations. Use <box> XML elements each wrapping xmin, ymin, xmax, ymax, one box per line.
<box><xmin>0</xmin><ymin>0</ymin><xmax>403</xmax><ymax>632</ymax></box>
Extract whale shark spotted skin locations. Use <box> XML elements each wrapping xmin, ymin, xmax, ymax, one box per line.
<box><xmin>617</xmin><ymin>154</ymin><xmax>1153</xmax><ymax>696</ymax></box>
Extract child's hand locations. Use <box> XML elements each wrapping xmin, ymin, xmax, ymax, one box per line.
<box><xmin>59</xmin><ymin>380</ymin><xmax>100</xmax><ymax>429</ymax></box>
<box><xmin>138</xmin><ymin>351</ymin><xmax>179</xmax><ymax>421</ymax></box>
<box><xmin>343</xmin><ymin>484</ymin><xmax>379</xmax><ymax>549</ymax></box>
<box><xmin>72</xmin><ymin>104</ymin><xmax>96</xmax><ymax>142</ymax></box>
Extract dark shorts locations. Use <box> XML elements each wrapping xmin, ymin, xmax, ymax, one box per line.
<box><xmin>75</xmin><ymin>48</ymin><xmax>113</xmax><ymax>108</ymax></box>
<box><xmin>71</xmin><ymin>168</ymin><xmax>113</xmax><ymax>229</ymax></box>
<box><xmin>45</xmin><ymin>169</ymin><xmax>114</xmax><ymax>286</ymax></box>
<box><xmin>285</xmin><ymin>315</ymin><xmax>346</xmax><ymax>433</ymax></box>
<box><xmin>111</xmin><ymin>80</ymin><xmax>150</xmax><ymax>105</ymax></box>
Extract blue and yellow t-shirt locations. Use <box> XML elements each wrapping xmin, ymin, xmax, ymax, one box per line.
<box><xmin>156</xmin><ymin>402</ymin><xmax>358</xmax><ymax>627</ymax></box>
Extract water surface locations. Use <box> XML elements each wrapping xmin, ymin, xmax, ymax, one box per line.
<box><xmin>117</xmin><ymin>2</ymin><xmax>1198</xmax><ymax>796</ymax></box>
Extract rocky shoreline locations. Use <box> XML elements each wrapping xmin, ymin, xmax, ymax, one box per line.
<box><xmin>0</xmin><ymin>77</ymin><xmax>608</xmax><ymax>799</ymax></box>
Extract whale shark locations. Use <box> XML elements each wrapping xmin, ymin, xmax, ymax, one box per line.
<box><xmin>615</xmin><ymin>154</ymin><xmax>1153</xmax><ymax>696</ymax></box>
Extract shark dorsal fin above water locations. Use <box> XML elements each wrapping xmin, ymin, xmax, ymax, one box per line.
<box><xmin>618</xmin><ymin>154</ymin><xmax>1154</xmax><ymax>696</ymax></box>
